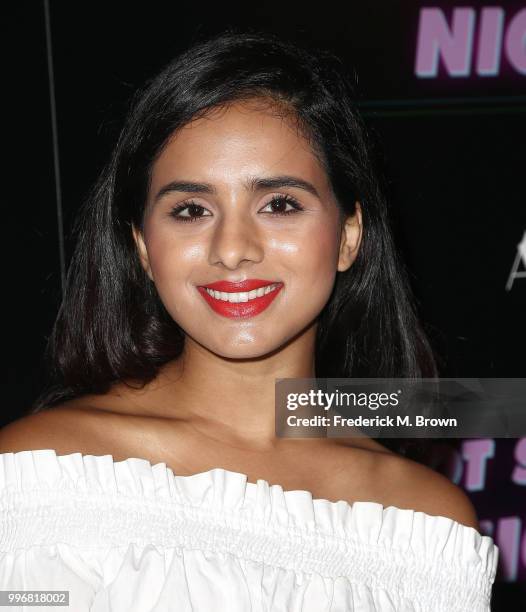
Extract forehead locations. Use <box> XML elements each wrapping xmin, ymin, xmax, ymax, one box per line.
<box><xmin>150</xmin><ymin>99</ymin><xmax>329</xmax><ymax>188</ymax></box>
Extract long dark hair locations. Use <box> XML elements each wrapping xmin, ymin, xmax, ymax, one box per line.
<box><xmin>30</xmin><ymin>28</ymin><xmax>439</xmax><ymax>459</ymax></box>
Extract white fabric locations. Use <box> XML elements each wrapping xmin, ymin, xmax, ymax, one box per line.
<box><xmin>0</xmin><ymin>449</ymin><xmax>498</xmax><ymax>611</ymax></box>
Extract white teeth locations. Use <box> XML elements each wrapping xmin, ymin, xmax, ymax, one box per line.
<box><xmin>204</xmin><ymin>283</ymin><xmax>280</xmax><ymax>302</ymax></box>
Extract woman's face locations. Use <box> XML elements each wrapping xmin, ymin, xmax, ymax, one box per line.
<box><xmin>133</xmin><ymin>99</ymin><xmax>362</xmax><ymax>358</ymax></box>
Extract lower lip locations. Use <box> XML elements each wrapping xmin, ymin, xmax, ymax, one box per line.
<box><xmin>197</xmin><ymin>284</ymin><xmax>283</xmax><ymax>318</ymax></box>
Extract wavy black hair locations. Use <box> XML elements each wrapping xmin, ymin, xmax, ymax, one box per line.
<box><xmin>30</xmin><ymin>28</ymin><xmax>439</xmax><ymax>459</ymax></box>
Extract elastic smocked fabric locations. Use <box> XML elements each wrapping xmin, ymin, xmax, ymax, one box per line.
<box><xmin>0</xmin><ymin>449</ymin><xmax>499</xmax><ymax>611</ymax></box>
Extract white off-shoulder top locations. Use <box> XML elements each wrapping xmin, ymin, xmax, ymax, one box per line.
<box><xmin>0</xmin><ymin>449</ymin><xmax>498</xmax><ymax>611</ymax></box>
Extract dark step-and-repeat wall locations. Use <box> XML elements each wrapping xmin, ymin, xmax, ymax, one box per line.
<box><xmin>5</xmin><ymin>2</ymin><xmax>526</xmax><ymax>608</ymax></box>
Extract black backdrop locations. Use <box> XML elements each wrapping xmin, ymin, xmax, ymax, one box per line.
<box><xmin>4</xmin><ymin>1</ymin><xmax>526</xmax><ymax>608</ymax></box>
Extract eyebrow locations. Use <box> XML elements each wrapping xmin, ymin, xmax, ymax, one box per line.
<box><xmin>153</xmin><ymin>175</ymin><xmax>320</xmax><ymax>202</ymax></box>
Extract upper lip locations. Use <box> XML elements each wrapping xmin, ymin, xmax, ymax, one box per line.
<box><xmin>200</xmin><ymin>279</ymin><xmax>281</xmax><ymax>292</ymax></box>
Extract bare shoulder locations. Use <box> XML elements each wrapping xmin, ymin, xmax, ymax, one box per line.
<box><xmin>375</xmin><ymin>451</ymin><xmax>480</xmax><ymax>531</ymax></box>
<box><xmin>0</xmin><ymin>402</ymin><xmax>116</xmax><ymax>456</ymax></box>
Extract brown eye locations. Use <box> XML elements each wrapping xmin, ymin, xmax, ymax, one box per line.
<box><xmin>169</xmin><ymin>201</ymin><xmax>212</xmax><ymax>223</ymax></box>
<box><xmin>260</xmin><ymin>194</ymin><xmax>304</xmax><ymax>216</ymax></box>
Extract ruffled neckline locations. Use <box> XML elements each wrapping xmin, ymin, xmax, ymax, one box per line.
<box><xmin>0</xmin><ymin>447</ymin><xmax>489</xmax><ymax>527</ymax></box>
<box><xmin>0</xmin><ymin>448</ymin><xmax>499</xmax><ymax>584</ymax></box>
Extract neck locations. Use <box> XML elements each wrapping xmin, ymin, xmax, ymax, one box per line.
<box><xmin>121</xmin><ymin>321</ymin><xmax>319</xmax><ymax>449</ymax></box>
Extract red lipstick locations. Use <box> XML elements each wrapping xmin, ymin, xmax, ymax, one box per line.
<box><xmin>197</xmin><ymin>279</ymin><xmax>283</xmax><ymax>318</ymax></box>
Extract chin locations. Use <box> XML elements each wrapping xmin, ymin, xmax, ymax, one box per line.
<box><xmin>211</xmin><ymin>343</ymin><xmax>276</xmax><ymax>360</ymax></box>
<box><xmin>194</xmin><ymin>333</ymin><xmax>279</xmax><ymax>359</ymax></box>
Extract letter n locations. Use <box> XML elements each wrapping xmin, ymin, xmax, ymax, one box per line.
<box><xmin>415</xmin><ymin>7</ymin><xmax>476</xmax><ymax>77</ymax></box>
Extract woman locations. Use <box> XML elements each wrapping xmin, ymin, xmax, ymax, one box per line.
<box><xmin>0</xmin><ymin>29</ymin><xmax>498</xmax><ymax>611</ymax></box>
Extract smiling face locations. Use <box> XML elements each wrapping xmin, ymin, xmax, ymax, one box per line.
<box><xmin>133</xmin><ymin>98</ymin><xmax>362</xmax><ymax>359</ymax></box>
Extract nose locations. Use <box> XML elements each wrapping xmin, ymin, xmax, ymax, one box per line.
<box><xmin>208</xmin><ymin>211</ymin><xmax>264</xmax><ymax>270</ymax></box>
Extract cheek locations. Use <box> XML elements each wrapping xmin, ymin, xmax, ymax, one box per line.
<box><xmin>143</xmin><ymin>228</ymin><xmax>206</xmax><ymax>313</ymax></box>
<box><xmin>145</xmin><ymin>224</ymin><xmax>202</xmax><ymax>278</ymax></box>
<box><xmin>276</xmin><ymin>223</ymin><xmax>340</xmax><ymax>287</ymax></box>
